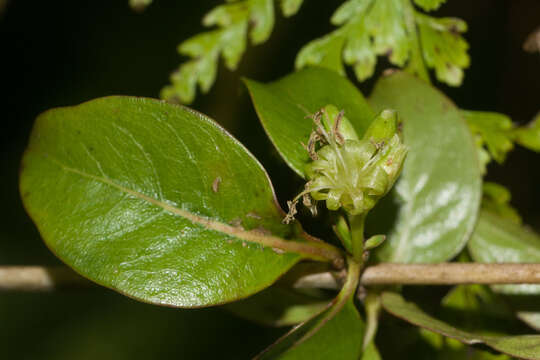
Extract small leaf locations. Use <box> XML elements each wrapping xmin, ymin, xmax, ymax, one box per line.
<box><xmin>280</xmin><ymin>0</ymin><xmax>304</xmax><ymax>17</ymax></box>
<box><xmin>416</xmin><ymin>13</ymin><xmax>470</xmax><ymax>86</ymax></box>
<box><xmin>468</xmin><ymin>210</ymin><xmax>540</xmax><ymax>295</ymax></box>
<box><xmin>365</xmin><ymin>235</ymin><xmax>386</xmax><ymax>250</ymax></box>
<box><xmin>20</xmin><ymin>96</ymin><xmax>341</xmax><ymax>308</ymax></box>
<box><xmin>245</xmin><ymin>67</ymin><xmax>375</xmax><ymax>178</ymax></box>
<box><xmin>249</xmin><ymin>0</ymin><xmax>274</xmax><ymax>44</ymax></box>
<box><xmin>224</xmin><ymin>285</ymin><xmax>330</xmax><ymax>327</ymax></box>
<box><xmin>256</xmin><ymin>299</ymin><xmax>364</xmax><ymax>359</ymax></box>
<box><xmin>482</xmin><ymin>182</ymin><xmax>522</xmax><ymax>225</ymax></box>
<box><xmin>462</xmin><ymin>110</ymin><xmax>514</xmax><ymax>164</ymax></box>
<box><xmin>381</xmin><ymin>292</ymin><xmax>540</xmax><ymax>360</ymax></box>
<box><xmin>162</xmin><ymin>0</ymin><xmax>281</xmax><ymax>104</ymax></box>
<box><xmin>413</xmin><ymin>0</ymin><xmax>446</xmax><ymax>12</ymax></box>
<box><xmin>513</xmin><ymin>112</ymin><xmax>540</xmax><ymax>152</ymax></box>
<box><xmin>369</xmin><ymin>71</ymin><xmax>482</xmax><ymax>263</ymax></box>
<box><xmin>295</xmin><ymin>32</ymin><xmax>347</xmax><ymax>75</ymax></box>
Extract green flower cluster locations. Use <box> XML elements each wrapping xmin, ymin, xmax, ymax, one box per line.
<box><xmin>284</xmin><ymin>105</ymin><xmax>407</xmax><ymax>223</ymax></box>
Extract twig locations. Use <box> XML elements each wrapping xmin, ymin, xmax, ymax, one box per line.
<box><xmin>1</xmin><ymin>264</ymin><xmax>540</xmax><ymax>292</ymax></box>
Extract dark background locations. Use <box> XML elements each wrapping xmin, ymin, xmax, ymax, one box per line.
<box><xmin>1</xmin><ymin>1</ymin><xmax>539</xmax><ymax>359</ymax></box>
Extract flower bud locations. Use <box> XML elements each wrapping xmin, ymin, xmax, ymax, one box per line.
<box><xmin>284</xmin><ymin>107</ymin><xmax>408</xmax><ymax>223</ymax></box>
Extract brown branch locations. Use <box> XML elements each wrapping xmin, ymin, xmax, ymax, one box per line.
<box><xmin>0</xmin><ymin>266</ymin><xmax>93</xmax><ymax>291</ymax></box>
<box><xmin>1</xmin><ymin>264</ymin><xmax>540</xmax><ymax>292</ymax></box>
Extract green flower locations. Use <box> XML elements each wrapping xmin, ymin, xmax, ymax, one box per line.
<box><xmin>284</xmin><ymin>106</ymin><xmax>407</xmax><ymax>223</ymax></box>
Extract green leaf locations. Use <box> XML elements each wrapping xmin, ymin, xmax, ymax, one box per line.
<box><xmin>482</xmin><ymin>182</ymin><xmax>522</xmax><ymax>224</ymax></box>
<box><xmin>296</xmin><ymin>31</ymin><xmax>348</xmax><ymax>75</ymax></box>
<box><xmin>224</xmin><ymin>286</ymin><xmax>330</xmax><ymax>327</ymax></box>
<box><xmin>256</xmin><ymin>259</ymin><xmax>364</xmax><ymax>359</ymax></box>
<box><xmin>362</xmin><ymin>342</ymin><xmax>382</xmax><ymax>360</ymax></box>
<box><xmin>381</xmin><ymin>292</ymin><xmax>540</xmax><ymax>360</ymax></box>
<box><xmin>513</xmin><ymin>112</ymin><xmax>540</xmax><ymax>152</ymax></box>
<box><xmin>280</xmin><ymin>0</ymin><xmax>304</xmax><ymax>17</ymax></box>
<box><xmin>419</xmin><ymin>329</ymin><xmax>512</xmax><ymax>360</ymax></box>
<box><xmin>20</xmin><ymin>96</ymin><xmax>342</xmax><ymax>308</ymax></box>
<box><xmin>413</xmin><ymin>0</ymin><xmax>446</xmax><ymax>12</ymax></box>
<box><xmin>368</xmin><ymin>71</ymin><xmax>482</xmax><ymax>263</ymax></box>
<box><xmin>462</xmin><ymin>110</ymin><xmax>514</xmax><ymax>164</ymax></box>
<box><xmin>256</xmin><ymin>299</ymin><xmax>364</xmax><ymax>359</ymax></box>
<box><xmin>468</xmin><ymin>210</ymin><xmax>540</xmax><ymax>295</ymax></box>
<box><xmin>249</xmin><ymin>0</ymin><xmax>274</xmax><ymax>44</ymax></box>
<box><xmin>245</xmin><ymin>67</ymin><xmax>375</xmax><ymax>177</ymax></box>
<box><xmin>296</xmin><ymin>0</ymin><xmax>469</xmax><ymax>87</ymax></box>
<box><xmin>415</xmin><ymin>13</ymin><xmax>470</xmax><ymax>86</ymax></box>
<box><xmin>161</xmin><ymin>0</ymin><xmax>279</xmax><ymax>103</ymax></box>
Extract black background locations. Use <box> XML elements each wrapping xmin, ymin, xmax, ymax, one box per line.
<box><xmin>1</xmin><ymin>1</ymin><xmax>539</xmax><ymax>358</ymax></box>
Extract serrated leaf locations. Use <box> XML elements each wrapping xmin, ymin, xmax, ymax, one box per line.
<box><xmin>256</xmin><ymin>299</ymin><xmax>364</xmax><ymax>359</ymax></box>
<box><xmin>295</xmin><ymin>32</ymin><xmax>347</xmax><ymax>75</ymax></box>
<box><xmin>224</xmin><ymin>286</ymin><xmax>330</xmax><ymax>327</ymax></box>
<box><xmin>331</xmin><ymin>0</ymin><xmax>373</xmax><ymax>26</ymax></box>
<box><xmin>368</xmin><ymin>72</ymin><xmax>482</xmax><ymax>263</ymax></box>
<box><xmin>468</xmin><ymin>210</ymin><xmax>540</xmax><ymax>295</ymax></box>
<box><xmin>343</xmin><ymin>16</ymin><xmax>377</xmax><ymax>81</ymax></box>
<box><xmin>280</xmin><ymin>0</ymin><xmax>303</xmax><ymax>17</ymax></box>
<box><xmin>249</xmin><ymin>0</ymin><xmax>274</xmax><ymax>44</ymax></box>
<box><xmin>364</xmin><ymin>0</ymin><xmax>409</xmax><ymax>66</ymax></box>
<box><xmin>462</xmin><ymin>110</ymin><xmax>514</xmax><ymax>164</ymax></box>
<box><xmin>162</xmin><ymin>0</ymin><xmax>285</xmax><ymax>104</ymax></box>
<box><xmin>382</xmin><ymin>292</ymin><xmax>540</xmax><ymax>360</ymax></box>
<box><xmin>416</xmin><ymin>13</ymin><xmax>470</xmax><ymax>86</ymax></box>
<box><xmin>221</xmin><ymin>22</ymin><xmax>249</xmax><ymax>69</ymax></box>
<box><xmin>203</xmin><ymin>2</ymin><xmax>249</xmax><ymax>27</ymax></box>
<box><xmin>513</xmin><ymin>112</ymin><xmax>540</xmax><ymax>152</ymax></box>
<box><xmin>245</xmin><ymin>67</ymin><xmax>375</xmax><ymax>178</ymax></box>
<box><xmin>20</xmin><ymin>96</ymin><xmax>341</xmax><ymax>308</ymax></box>
<box><xmin>413</xmin><ymin>0</ymin><xmax>446</xmax><ymax>12</ymax></box>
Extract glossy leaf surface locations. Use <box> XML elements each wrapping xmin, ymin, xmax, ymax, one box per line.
<box><xmin>369</xmin><ymin>72</ymin><xmax>482</xmax><ymax>263</ymax></box>
<box><xmin>468</xmin><ymin>210</ymin><xmax>540</xmax><ymax>295</ymax></box>
<box><xmin>245</xmin><ymin>67</ymin><xmax>375</xmax><ymax>177</ymax></box>
<box><xmin>256</xmin><ymin>299</ymin><xmax>364</xmax><ymax>360</ymax></box>
<box><xmin>20</xmin><ymin>96</ymin><xmax>339</xmax><ymax>307</ymax></box>
<box><xmin>382</xmin><ymin>292</ymin><xmax>540</xmax><ymax>359</ymax></box>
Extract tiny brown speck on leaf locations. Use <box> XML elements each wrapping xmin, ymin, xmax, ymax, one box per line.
<box><xmin>272</xmin><ymin>248</ymin><xmax>285</xmax><ymax>255</ymax></box>
<box><xmin>229</xmin><ymin>218</ymin><xmax>243</xmax><ymax>228</ymax></box>
<box><xmin>212</xmin><ymin>176</ymin><xmax>221</xmax><ymax>193</ymax></box>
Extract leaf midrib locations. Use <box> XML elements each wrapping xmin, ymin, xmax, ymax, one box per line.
<box><xmin>40</xmin><ymin>153</ymin><xmax>340</xmax><ymax>262</ymax></box>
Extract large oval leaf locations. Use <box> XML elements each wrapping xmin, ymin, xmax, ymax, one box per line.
<box><xmin>381</xmin><ymin>292</ymin><xmax>540</xmax><ymax>360</ymax></box>
<box><xmin>245</xmin><ymin>67</ymin><xmax>375</xmax><ymax>177</ymax></box>
<box><xmin>20</xmin><ymin>96</ymin><xmax>341</xmax><ymax>307</ymax></box>
<box><xmin>369</xmin><ymin>72</ymin><xmax>482</xmax><ymax>263</ymax></box>
<box><xmin>468</xmin><ymin>210</ymin><xmax>540</xmax><ymax>295</ymax></box>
